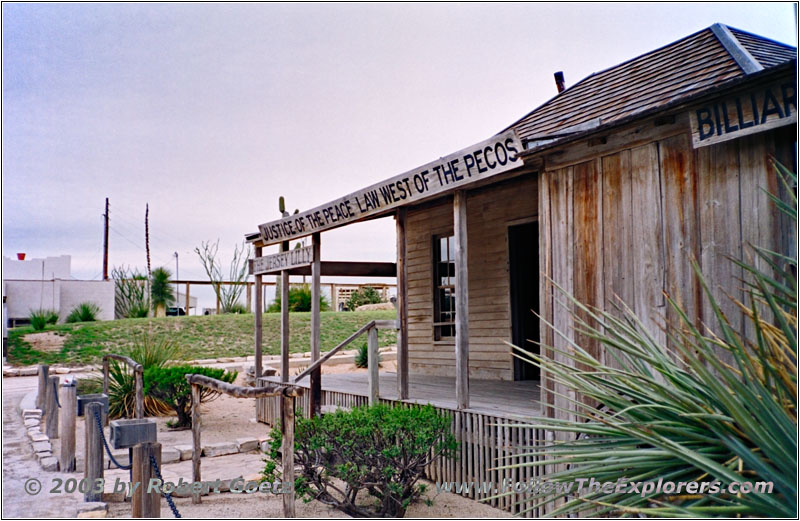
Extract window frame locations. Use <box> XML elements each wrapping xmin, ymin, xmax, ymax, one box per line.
<box><xmin>432</xmin><ymin>234</ymin><xmax>456</xmax><ymax>341</ymax></box>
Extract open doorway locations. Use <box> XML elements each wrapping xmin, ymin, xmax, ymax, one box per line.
<box><xmin>509</xmin><ymin>222</ymin><xmax>539</xmax><ymax>381</ymax></box>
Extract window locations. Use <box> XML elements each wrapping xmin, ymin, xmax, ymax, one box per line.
<box><xmin>433</xmin><ymin>235</ymin><xmax>455</xmax><ymax>340</ymax></box>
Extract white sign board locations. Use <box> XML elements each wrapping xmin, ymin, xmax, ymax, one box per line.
<box><xmin>257</xmin><ymin>129</ymin><xmax>524</xmax><ymax>246</ymax></box>
<box><xmin>250</xmin><ymin>245</ymin><xmax>314</xmax><ymax>275</ymax></box>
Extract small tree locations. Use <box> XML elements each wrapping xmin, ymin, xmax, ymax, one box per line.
<box><xmin>346</xmin><ymin>286</ymin><xmax>384</xmax><ymax>311</ymax></box>
<box><xmin>150</xmin><ymin>267</ymin><xmax>174</xmax><ymax>317</ymax></box>
<box><xmin>194</xmin><ymin>239</ymin><xmax>251</xmax><ymax>313</ymax></box>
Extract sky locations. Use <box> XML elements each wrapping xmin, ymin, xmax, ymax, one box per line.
<box><xmin>2</xmin><ymin>2</ymin><xmax>796</xmax><ymax>310</ymax></box>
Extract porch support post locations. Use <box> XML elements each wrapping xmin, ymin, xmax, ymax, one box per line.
<box><xmin>395</xmin><ymin>207</ymin><xmax>409</xmax><ymax>400</ymax></box>
<box><xmin>310</xmin><ymin>233</ymin><xmax>322</xmax><ymax>417</ymax></box>
<box><xmin>280</xmin><ymin>241</ymin><xmax>290</xmax><ymax>383</ymax></box>
<box><xmin>185</xmin><ymin>282</ymin><xmax>190</xmax><ymax>316</ymax></box>
<box><xmin>254</xmin><ymin>245</ymin><xmax>263</xmax><ymax>379</ymax></box>
<box><xmin>454</xmin><ymin>190</ymin><xmax>470</xmax><ymax>409</ymax></box>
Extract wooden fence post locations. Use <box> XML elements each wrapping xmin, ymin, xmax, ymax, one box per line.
<box><xmin>191</xmin><ymin>383</ymin><xmax>202</xmax><ymax>504</ymax></box>
<box><xmin>281</xmin><ymin>392</ymin><xmax>296</xmax><ymax>518</ymax></box>
<box><xmin>135</xmin><ymin>368</ymin><xmax>144</xmax><ymax>419</ymax></box>
<box><xmin>84</xmin><ymin>402</ymin><xmax>104</xmax><ymax>502</ymax></box>
<box><xmin>132</xmin><ymin>442</ymin><xmax>161</xmax><ymax>518</ymax></box>
<box><xmin>45</xmin><ymin>375</ymin><xmax>59</xmax><ymax>439</ymax></box>
<box><xmin>59</xmin><ymin>382</ymin><xmax>77</xmax><ymax>472</ymax></box>
<box><xmin>102</xmin><ymin>358</ymin><xmax>109</xmax><ymax>395</ymax></box>
<box><xmin>367</xmin><ymin>326</ymin><xmax>379</xmax><ymax>405</ymax></box>
<box><xmin>36</xmin><ymin>365</ymin><xmax>49</xmax><ymax>411</ymax></box>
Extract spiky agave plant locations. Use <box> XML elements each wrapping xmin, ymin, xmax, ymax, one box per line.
<box><xmin>504</xmin><ymin>161</ymin><xmax>796</xmax><ymax>517</ymax></box>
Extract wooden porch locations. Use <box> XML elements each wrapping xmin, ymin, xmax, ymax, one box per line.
<box><xmin>256</xmin><ymin>372</ymin><xmax>548</xmax><ymax>517</ymax></box>
<box><xmin>260</xmin><ymin>371</ymin><xmax>542</xmax><ymax>418</ymax></box>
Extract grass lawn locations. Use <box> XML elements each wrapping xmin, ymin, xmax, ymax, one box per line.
<box><xmin>7</xmin><ymin>310</ymin><xmax>398</xmax><ymax>366</ymax></box>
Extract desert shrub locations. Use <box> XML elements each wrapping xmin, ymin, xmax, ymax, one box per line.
<box><xmin>29</xmin><ymin>309</ymin><xmax>58</xmax><ymax>330</ymax></box>
<box><xmin>345</xmin><ymin>286</ymin><xmax>384</xmax><ymax>311</ymax></box>
<box><xmin>263</xmin><ymin>403</ymin><xmax>457</xmax><ymax>517</ymax></box>
<box><xmin>354</xmin><ymin>342</ymin><xmax>381</xmax><ymax>368</ymax></box>
<box><xmin>65</xmin><ymin>302</ymin><xmax>101</xmax><ymax>323</ymax></box>
<box><xmin>113</xmin><ymin>266</ymin><xmax>149</xmax><ymax>318</ymax></box>
<box><xmin>82</xmin><ymin>333</ymin><xmax>182</xmax><ymax>418</ymax></box>
<box><xmin>144</xmin><ymin>365</ymin><xmax>237</xmax><ymax>428</ymax></box>
<box><xmin>267</xmin><ymin>284</ymin><xmax>330</xmax><ymax>312</ymax></box>
<box><xmin>227</xmin><ymin>302</ymin><xmax>248</xmax><ymax>314</ymax></box>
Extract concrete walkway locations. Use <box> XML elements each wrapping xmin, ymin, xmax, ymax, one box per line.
<box><xmin>2</xmin><ymin>376</ymin><xmax>83</xmax><ymax>517</ymax></box>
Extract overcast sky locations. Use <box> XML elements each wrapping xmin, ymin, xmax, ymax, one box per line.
<box><xmin>2</xmin><ymin>2</ymin><xmax>796</xmax><ymax>308</ymax></box>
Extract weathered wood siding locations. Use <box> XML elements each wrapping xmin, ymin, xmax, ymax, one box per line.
<box><xmin>539</xmin><ymin>123</ymin><xmax>795</xmax><ymax>420</ymax></box>
<box><xmin>406</xmin><ymin>176</ymin><xmax>539</xmax><ymax>380</ymax></box>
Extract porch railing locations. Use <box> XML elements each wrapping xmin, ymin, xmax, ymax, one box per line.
<box><xmin>293</xmin><ymin>319</ymin><xmax>397</xmax><ymax>405</ymax></box>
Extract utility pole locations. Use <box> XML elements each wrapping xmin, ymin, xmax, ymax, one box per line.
<box><xmin>145</xmin><ymin>204</ymin><xmax>151</xmax><ymax>317</ymax></box>
<box><xmin>102</xmin><ymin>198</ymin><xmax>109</xmax><ymax>280</ymax></box>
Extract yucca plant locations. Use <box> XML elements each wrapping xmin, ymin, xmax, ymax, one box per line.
<box><xmin>504</xmin><ymin>161</ymin><xmax>796</xmax><ymax>517</ymax></box>
<box><xmin>65</xmin><ymin>302</ymin><xmax>101</xmax><ymax>323</ymax></box>
<box><xmin>83</xmin><ymin>333</ymin><xmax>182</xmax><ymax>418</ymax></box>
<box><xmin>150</xmin><ymin>266</ymin><xmax>174</xmax><ymax>318</ymax></box>
<box><xmin>29</xmin><ymin>309</ymin><xmax>58</xmax><ymax>330</ymax></box>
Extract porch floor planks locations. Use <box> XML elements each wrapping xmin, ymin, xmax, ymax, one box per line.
<box><xmin>267</xmin><ymin>372</ymin><xmax>543</xmax><ymax>418</ymax></box>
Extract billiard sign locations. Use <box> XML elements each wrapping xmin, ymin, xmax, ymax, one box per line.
<box><xmin>690</xmin><ymin>79</ymin><xmax>796</xmax><ymax>148</ymax></box>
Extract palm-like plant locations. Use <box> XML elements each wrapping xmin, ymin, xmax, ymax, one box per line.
<box><xmin>504</xmin><ymin>161</ymin><xmax>796</xmax><ymax>517</ymax></box>
<box><xmin>150</xmin><ymin>267</ymin><xmax>174</xmax><ymax>318</ymax></box>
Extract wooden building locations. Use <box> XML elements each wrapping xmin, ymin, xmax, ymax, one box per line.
<box><xmin>248</xmin><ymin>25</ymin><xmax>796</xmax><ymax>514</ymax></box>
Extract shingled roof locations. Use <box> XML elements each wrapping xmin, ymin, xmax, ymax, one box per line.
<box><xmin>511</xmin><ymin>23</ymin><xmax>796</xmax><ymax>146</ymax></box>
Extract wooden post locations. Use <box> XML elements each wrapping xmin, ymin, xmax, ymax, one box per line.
<box><xmin>281</xmin><ymin>393</ymin><xmax>296</xmax><ymax>518</ymax></box>
<box><xmin>254</xmin><ymin>245</ymin><xmax>263</xmax><ymax>380</ymax></box>
<box><xmin>395</xmin><ymin>208</ymin><xmax>409</xmax><ymax>400</ymax></box>
<box><xmin>59</xmin><ymin>382</ymin><xmax>77</xmax><ymax>472</ymax></box>
<box><xmin>246</xmin><ymin>282</ymin><xmax>252</xmax><ymax>313</ymax></box>
<box><xmin>185</xmin><ymin>281</ymin><xmax>191</xmax><ymax>316</ymax></box>
<box><xmin>191</xmin><ymin>384</ymin><xmax>202</xmax><ymax>504</ymax></box>
<box><xmin>36</xmin><ymin>365</ymin><xmax>49</xmax><ymax>411</ymax></box>
<box><xmin>102</xmin><ymin>358</ymin><xmax>109</xmax><ymax>396</ymax></box>
<box><xmin>367</xmin><ymin>325</ymin><xmax>379</xmax><ymax>405</ymax></box>
<box><xmin>135</xmin><ymin>368</ymin><xmax>144</xmax><ymax>419</ymax></box>
<box><xmin>310</xmin><ymin>232</ymin><xmax>321</xmax><ymax>417</ymax></box>
<box><xmin>45</xmin><ymin>375</ymin><xmax>59</xmax><ymax>439</ymax></box>
<box><xmin>132</xmin><ymin>442</ymin><xmax>161</xmax><ymax>518</ymax></box>
<box><xmin>281</xmin><ymin>241</ymin><xmax>290</xmax><ymax>383</ymax></box>
<box><xmin>454</xmin><ymin>190</ymin><xmax>470</xmax><ymax>410</ymax></box>
<box><xmin>215</xmin><ymin>284</ymin><xmax>221</xmax><ymax>315</ymax></box>
<box><xmin>84</xmin><ymin>402</ymin><xmax>104</xmax><ymax>502</ymax></box>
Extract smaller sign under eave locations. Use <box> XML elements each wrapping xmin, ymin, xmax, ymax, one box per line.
<box><xmin>690</xmin><ymin>79</ymin><xmax>796</xmax><ymax>148</ymax></box>
<box><xmin>250</xmin><ymin>245</ymin><xmax>314</xmax><ymax>275</ymax></box>
<box><xmin>256</xmin><ymin>129</ymin><xmax>524</xmax><ymax>246</ymax></box>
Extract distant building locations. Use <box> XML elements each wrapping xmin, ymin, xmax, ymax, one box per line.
<box><xmin>2</xmin><ymin>255</ymin><xmax>114</xmax><ymax>325</ymax></box>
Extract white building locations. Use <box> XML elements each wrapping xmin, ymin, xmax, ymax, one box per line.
<box><xmin>2</xmin><ymin>255</ymin><xmax>114</xmax><ymax>325</ymax></box>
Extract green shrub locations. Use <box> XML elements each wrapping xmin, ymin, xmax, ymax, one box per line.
<box><xmin>227</xmin><ymin>302</ymin><xmax>248</xmax><ymax>314</ymax></box>
<box><xmin>29</xmin><ymin>309</ymin><xmax>58</xmax><ymax>330</ymax></box>
<box><xmin>150</xmin><ymin>267</ymin><xmax>174</xmax><ymax>316</ymax></box>
<box><xmin>354</xmin><ymin>342</ymin><xmax>380</xmax><ymax>368</ymax></box>
<box><xmin>345</xmin><ymin>286</ymin><xmax>384</xmax><ymax>311</ymax></box>
<box><xmin>113</xmin><ymin>266</ymin><xmax>149</xmax><ymax>318</ymax></box>
<box><xmin>144</xmin><ymin>365</ymin><xmax>237</xmax><ymax>428</ymax></box>
<box><xmin>82</xmin><ymin>333</ymin><xmax>182</xmax><ymax>419</ymax></box>
<box><xmin>263</xmin><ymin>403</ymin><xmax>457</xmax><ymax>517</ymax></box>
<box><xmin>65</xmin><ymin>302</ymin><xmax>100</xmax><ymax>323</ymax></box>
<box><xmin>267</xmin><ymin>284</ymin><xmax>330</xmax><ymax>312</ymax></box>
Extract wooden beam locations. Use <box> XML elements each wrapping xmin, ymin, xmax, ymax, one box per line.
<box><xmin>254</xmin><ymin>245</ymin><xmax>263</xmax><ymax>380</ymax></box>
<box><xmin>310</xmin><ymin>233</ymin><xmax>322</xmax><ymax>417</ymax></box>
<box><xmin>454</xmin><ymin>190</ymin><xmax>470</xmax><ymax>409</ymax></box>
<box><xmin>185</xmin><ymin>281</ymin><xmax>190</xmax><ymax>316</ymax></box>
<box><xmin>281</xmin><ymin>241</ymin><xmax>290</xmax><ymax>383</ymax></box>
<box><xmin>286</xmin><ymin>261</ymin><xmax>396</xmax><ymax>277</ymax></box>
<box><xmin>84</xmin><ymin>402</ymin><xmax>104</xmax><ymax>502</ymax></box>
<box><xmin>191</xmin><ymin>384</ymin><xmax>202</xmax><ymax>504</ymax></box>
<box><xmin>185</xmin><ymin>374</ymin><xmax>301</xmax><ymax>398</ymax></box>
<box><xmin>294</xmin><ymin>321</ymin><xmax>376</xmax><ymax>382</ymax></box>
<box><xmin>395</xmin><ymin>208</ymin><xmax>409</xmax><ymax>399</ymax></box>
<box><xmin>281</xmin><ymin>394</ymin><xmax>296</xmax><ymax>518</ymax></box>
